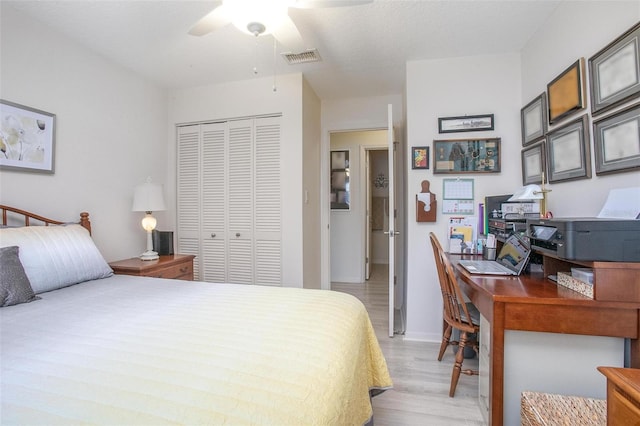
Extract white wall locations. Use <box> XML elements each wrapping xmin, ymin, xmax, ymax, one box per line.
<box><xmin>404</xmin><ymin>1</ymin><xmax>640</xmax><ymax>341</ymax></box>
<box><xmin>405</xmin><ymin>53</ymin><xmax>522</xmax><ymax>341</ymax></box>
<box><xmin>0</xmin><ymin>5</ymin><xmax>168</xmax><ymax>262</ymax></box>
<box><xmin>166</xmin><ymin>73</ymin><xmax>310</xmax><ymax>287</ymax></box>
<box><xmin>521</xmin><ymin>1</ymin><xmax>640</xmax><ymax>217</ymax></box>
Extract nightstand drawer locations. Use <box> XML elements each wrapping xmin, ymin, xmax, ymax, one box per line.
<box><xmin>109</xmin><ymin>255</ymin><xmax>195</xmax><ymax>281</ymax></box>
<box><xmin>147</xmin><ymin>262</ymin><xmax>193</xmax><ymax>280</ymax></box>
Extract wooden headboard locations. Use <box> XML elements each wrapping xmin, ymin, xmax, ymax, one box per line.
<box><xmin>0</xmin><ymin>205</ymin><xmax>92</xmax><ymax>234</ymax></box>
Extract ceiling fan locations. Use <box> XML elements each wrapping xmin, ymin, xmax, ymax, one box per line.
<box><xmin>188</xmin><ymin>0</ymin><xmax>373</xmax><ymax>53</ymax></box>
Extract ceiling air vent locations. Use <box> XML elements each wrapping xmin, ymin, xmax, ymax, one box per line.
<box><xmin>281</xmin><ymin>49</ymin><xmax>322</xmax><ymax>65</ymax></box>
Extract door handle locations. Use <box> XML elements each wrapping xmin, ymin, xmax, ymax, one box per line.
<box><xmin>384</xmin><ymin>230</ymin><xmax>400</xmax><ymax>236</ymax></box>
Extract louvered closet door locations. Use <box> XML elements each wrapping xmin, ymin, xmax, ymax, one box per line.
<box><xmin>227</xmin><ymin>119</ymin><xmax>254</xmax><ymax>284</ymax></box>
<box><xmin>177</xmin><ymin>125</ymin><xmax>202</xmax><ymax>279</ymax></box>
<box><xmin>254</xmin><ymin>117</ymin><xmax>282</xmax><ymax>286</ymax></box>
<box><xmin>201</xmin><ymin>122</ymin><xmax>227</xmax><ymax>283</ymax></box>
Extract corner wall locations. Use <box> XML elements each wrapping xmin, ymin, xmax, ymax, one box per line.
<box><xmin>521</xmin><ymin>1</ymin><xmax>640</xmax><ymax>217</ymax></box>
<box><xmin>0</xmin><ymin>5</ymin><xmax>168</xmax><ymax>262</ymax></box>
<box><xmin>404</xmin><ymin>1</ymin><xmax>640</xmax><ymax>341</ymax></box>
<box><xmin>405</xmin><ymin>53</ymin><xmax>522</xmax><ymax>341</ymax></box>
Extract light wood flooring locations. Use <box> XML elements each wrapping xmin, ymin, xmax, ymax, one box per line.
<box><xmin>332</xmin><ymin>264</ymin><xmax>486</xmax><ymax>426</ymax></box>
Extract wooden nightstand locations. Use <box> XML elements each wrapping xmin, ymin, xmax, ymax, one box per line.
<box><xmin>109</xmin><ymin>254</ymin><xmax>195</xmax><ymax>281</ymax></box>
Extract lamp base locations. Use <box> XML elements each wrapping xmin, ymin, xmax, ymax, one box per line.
<box><xmin>139</xmin><ymin>250</ymin><xmax>159</xmax><ymax>261</ymax></box>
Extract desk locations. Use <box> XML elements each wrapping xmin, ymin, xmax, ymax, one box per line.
<box><xmin>450</xmin><ymin>254</ymin><xmax>640</xmax><ymax>425</ymax></box>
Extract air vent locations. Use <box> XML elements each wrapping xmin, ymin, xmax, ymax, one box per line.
<box><xmin>281</xmin><ymin>48</ymin><xmax>322</xmax><ymax>65</ymax></box>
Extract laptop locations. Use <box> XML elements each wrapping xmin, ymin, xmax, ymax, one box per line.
<box><xmin>459</xmin><ymin>234</ymin><xmax>531</xmax><ymax>276</ymax></box>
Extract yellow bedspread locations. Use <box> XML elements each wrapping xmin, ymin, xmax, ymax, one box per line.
<box><xmin>1</xmin><ymin>276</ymin><xmax>392</xmax><ymax>425</ymax></box>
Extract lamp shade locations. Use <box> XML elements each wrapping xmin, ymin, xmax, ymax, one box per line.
<box><xmin>132</xmin><ymin>179</ymin><xmax>166</xmax><ymax>212</ymax></box>
<box><xmin>508</xmin><ymin>184</ymin><xmax>544</xmax><ymax>201</ymax></box>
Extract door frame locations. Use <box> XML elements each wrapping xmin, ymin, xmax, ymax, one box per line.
<box><xmin>323</xmin><ymin>127</ymin><xmax>386</xmax><ymax>290</ymax></box>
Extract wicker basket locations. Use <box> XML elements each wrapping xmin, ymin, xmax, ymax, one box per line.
<box><xmin>521</xmin><ymin>391</ymin><xmax>606</xmax><ymax>426</ymax></box>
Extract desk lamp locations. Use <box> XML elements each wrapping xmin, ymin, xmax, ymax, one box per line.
<box><xmin>508</xmin><ymin>173</ymin><xmax>552</xmax><ymax>217</ymax></box>
<box><xmin>132</xmin><ymin>177</ymin><xmax>166</xmax><ymax>261</ymax></box>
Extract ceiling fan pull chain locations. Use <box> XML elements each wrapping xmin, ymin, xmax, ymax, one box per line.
<box><xmin>253</xmin><ymin>35</ymin><xmax>259</xmax><ymax>75</ymax></box>
<box><xmin>273</xmin><ymin>37</ymin><xmax>278</xmax><ymax>92</ymax></box>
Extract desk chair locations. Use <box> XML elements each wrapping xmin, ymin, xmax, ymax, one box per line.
<box><xmin>429</xmin><ymin>232</ymin><xmax>480</xmax><ymax>397</ymax></box>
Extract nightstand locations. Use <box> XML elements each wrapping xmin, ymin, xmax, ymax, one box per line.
<box><xmin>109</xmin><ymin>254</ymin><xmax>195</xmax><ymax>281</ymax></box>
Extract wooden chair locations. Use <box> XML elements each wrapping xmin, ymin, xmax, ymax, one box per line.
<box><xmin>429</xmin><ymin>232</ymin><xmax>480</xmax><ymax>397</ymax></box>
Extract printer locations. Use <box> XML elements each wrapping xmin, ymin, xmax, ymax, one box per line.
<box><xmin>527</xmin><ymin>217</ymin><xmax>640</xmax><ymax>262</ymax></box>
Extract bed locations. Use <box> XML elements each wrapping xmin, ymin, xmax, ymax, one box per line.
<box><xmin>0</xmin><ymin>205</ymin><xmax>392</xmax><ymax>425</ymax></box>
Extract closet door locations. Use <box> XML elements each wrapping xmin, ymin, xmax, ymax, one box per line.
<box><xmin>254</xmin><ymin>117</ymin><xmax>282</xmax><ymax>286</ymax></box>
<box><xmin>177</xmin><ymin>125</ymin><xmax>202</xmax><ymax>279</ymax></box>
<box><xmin>227</xmin><ymin>119</ymin><xmax>254</xmax><ymax>284</ymax></box>
<box><xmin>200</xmin><ymin>122</ymin><xmax>227</xmax><ymax>283</ymax></box>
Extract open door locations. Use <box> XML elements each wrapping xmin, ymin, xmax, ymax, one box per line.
<box><xmin>385</xmin><ymin>104</ymin><xmax>397</xmax><ymax>338</ymax></box>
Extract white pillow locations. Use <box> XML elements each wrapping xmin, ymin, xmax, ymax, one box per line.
<box><xmin>0</xmin><ymin>224</ymin><xmax>113</xmax><ymax>294</ymax></box>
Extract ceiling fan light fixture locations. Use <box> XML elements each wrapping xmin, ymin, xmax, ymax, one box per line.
<box><xmin>224</xmin><ymin>0</ymin><xmax>290</xmax><ymax>36</ymax></box>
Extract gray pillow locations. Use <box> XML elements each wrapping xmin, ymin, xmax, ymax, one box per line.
<box><xmin>0</xmin><ymin>246</ymin><xmax>40</xmax><ymax>307</ymax></box>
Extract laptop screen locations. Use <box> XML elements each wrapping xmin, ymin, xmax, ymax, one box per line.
<box><xmin>496</xmin><ymin>234</ymin><xmax>531</xmax><ymax>274</ymax></box>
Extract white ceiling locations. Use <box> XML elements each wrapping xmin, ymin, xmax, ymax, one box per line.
<box><xmin>4</xmin><ymin>0</ymin><xmax>561</xmax><ymax>100</ymax></box>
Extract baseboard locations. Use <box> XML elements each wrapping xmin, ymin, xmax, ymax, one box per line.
<box><xmin>402</xmin><ymin>331</ymin><xmax>441</xmax><ymax>343</ymax></box>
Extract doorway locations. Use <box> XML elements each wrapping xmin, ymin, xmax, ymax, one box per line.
<box><xmin>329</xmin><ymin>129</ymin><xmax>387</xmax><ymax>284</ymax></box>
<box><xmin>365</xmin><ymin>148</ymin><xmax>389</xmax><ymax>281</ymax></box>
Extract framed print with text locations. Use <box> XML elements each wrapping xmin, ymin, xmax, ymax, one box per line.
<box><xmin>547</xmin><ymin>58</ymin><xmax>586</xmax><ymax>125</ymax></box>
<box><xmin>521</xmin><ymin>140</ymin><xmax>546</xmax><ymax>185</ymax></box>
<box><xmin>438</xmin><ymin>114</ymin><xmax>494</xmax><ymax>133</ymax></box>
<box><xmin>593</xmin><ymin>103</ymin><xmax>640</xmax><ymax>176</ymax></box>
<box><xmin>433</xmin><ymin>138</ymin><xmax>500</xmax><ymax>174</ymax></box>
<box><xmin>546</xmin><ymin>115</ymin><xmax>591</xmax><ymax>183</ymax></box>
<box><xmin>521</xmin><ymin>93</ymin><xmax>547</xmax><ymax>146</ymax></box>
<box><xmin>589</xmin><ymin>21</ymin><xmax>640</xmax><ymax>116</ymax></box>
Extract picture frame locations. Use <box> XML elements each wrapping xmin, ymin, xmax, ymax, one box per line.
<box><xmin>433</xmin><ymin>138</ymin><xmax>501</xmax><ymax>174</ymax></box>
<box><xmin>547</xmin><ymin>58</ymin><xmax>586</xmax><ymax>125</ymax></box>
<box><xmin>521</xmin><ymin>140</ymin><xmax>546</xmax><ymax>185</ymax></box>
<box><xmin>520</xmin><ymin>93</ymin><xmax>547</xmax><ymax>146</ymax></box>
<box><xmin>438</xmin><ymin>114</ymin><xmax>494</xmax><ymax>133</ymax></box>
<box><xmin>593</xmin><ymin>103</ymin><xmax>640</xmax><ymax>176</ymax></box>
<box><xmin>411</xmin><ymin>146</ymin><xmax>429</xmax><ymax>169</ymax></box>
<box><xmin>589</xmin><ymin>21</ymin><xmax>640</xmax><ymax>116</ymax></box>
<box><xmin>546</xmin><ymin>115</ymin><xmax>591</xmax><ymax>183</ymax></box>
<box><xmin>330</xmin><ymin>149</ymin><xmax>350</xmax><ymax>210</ymax></box>
<box><xmin>0</xmin><ymin>99</ymin><xmax>56</xmax><ymax>173</ymax></box>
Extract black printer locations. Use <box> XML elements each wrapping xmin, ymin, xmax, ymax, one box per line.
<box><xmin>526</xmin><ymin>217</ymin><xmax>640</xmax><ymax>262</ymax></box>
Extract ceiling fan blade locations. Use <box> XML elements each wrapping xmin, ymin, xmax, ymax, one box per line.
<box><xmin>188</xmin><ymin>3</ymin><xmax>230</xmax><ymax>36</ymax></box>
<box><xmin>272</xmin><ymin>15</ymin><xmax>306</xmax><ymax>52</ymax></box>
<box><xmin>292</xmin><ymin>0</ymin><xmax>373</xmax><ymax>8</ymax></box>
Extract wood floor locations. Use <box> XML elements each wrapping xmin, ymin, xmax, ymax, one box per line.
<box><xmin>333</xmin><ymin>264</ymin><xmax>486</xmax><ymax>426</ymax></box>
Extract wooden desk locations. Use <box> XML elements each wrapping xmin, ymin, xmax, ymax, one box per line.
<box><xmin>450</xmin><ymin>254</ymin><xmax>640</xmax><ymax>425</ymax></box>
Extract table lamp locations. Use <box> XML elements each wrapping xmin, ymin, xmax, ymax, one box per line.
<box><xmin>508</xmin><ymin>173</ymin><xmax>552</xmax><ymax>217</ymax></box>
<box><xmin>132</xmin><ymin>177</ymin><xmax>166</xmax><ymax>260</ymax></box>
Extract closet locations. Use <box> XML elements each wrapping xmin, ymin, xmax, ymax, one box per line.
<box><xmin>176</xmin><ymin>116</ymin><xmax>282</xmax><ymax>286</ymax></box>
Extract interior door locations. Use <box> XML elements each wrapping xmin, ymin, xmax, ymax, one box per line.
<box><xmin>385</xmin><ymin>104</ymin><xmax>396</xmax><ymax>338</ymax></box>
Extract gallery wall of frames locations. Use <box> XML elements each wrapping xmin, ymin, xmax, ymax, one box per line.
<box><xmin>519</xmin><ymin>21</ymin><xmax>640</xmax><ymax>185</ymax></box>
